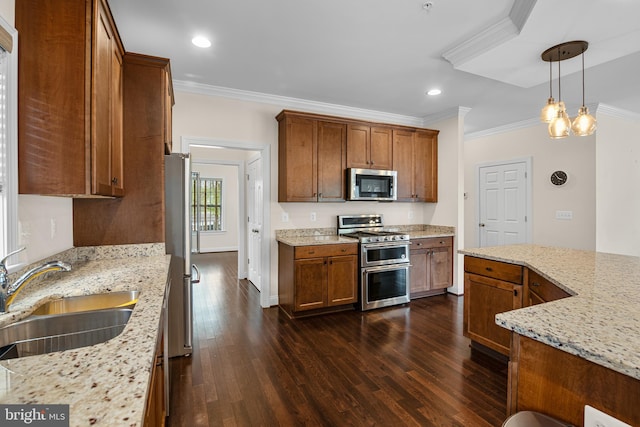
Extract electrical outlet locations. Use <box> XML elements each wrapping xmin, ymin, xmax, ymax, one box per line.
<box><xmin>281</xmin><ymin>212</ymin><xmax>289</xmax><ymax>222</ymax></box>
<box><xmin>408</xmin><ymin>210</ymin><xmax>414</xmax><ymax>219</ymax></box>
<box><xmin>584</xmin><ymin>405</ymin><xmax>631</xmax><ymax>427</ymax></box>
<box><xmin>310</xmin><ymin>212</ymin><xmax>316</xmax><ymax>221</ymax></box>
<box><xmin>50</xmin><ymin>218</ymin><xmax>57</xmax><ymax>239</ymax></box>
<box><xmin>555</xmin><ymin>210</ymin><xmax>573</xmax><ymax>220</ymax></box>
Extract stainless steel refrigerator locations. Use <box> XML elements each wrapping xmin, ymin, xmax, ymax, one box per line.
<box><xmin>165</xmin><ymin>153</ymin><xmax>200</xmax><ymax>358</ymax></box>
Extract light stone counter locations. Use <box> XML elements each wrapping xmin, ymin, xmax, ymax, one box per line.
<box><xmin>459</xmin><ymin>244</ymin><xmax>640</xmax><ymax>380</ymax></box>
<box><xmin>275</xmin><ymin>224</ymin><xmax>455</xmax><ymax>246</ymax></box>
<box><xmin>0</xmin><ymin>243</ymin><xmax>171</xmax><ymax>426</ymax></box>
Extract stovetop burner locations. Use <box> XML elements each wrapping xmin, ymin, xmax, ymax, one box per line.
<box><xmin>337</xmin><ymin>214</ymin><xmax>409</xmax><ymax>243</ymax></box>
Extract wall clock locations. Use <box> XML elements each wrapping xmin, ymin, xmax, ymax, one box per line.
<box><xmin>550</xmin><ymin>170</ymin><xmax>568</xmax><ymax>186</ymax></box>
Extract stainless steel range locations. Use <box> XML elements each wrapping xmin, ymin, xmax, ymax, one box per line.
<box><xmin>337</xmin><ymin>214</ymin><xmax>410</xmax><ymax>311</ymax></box>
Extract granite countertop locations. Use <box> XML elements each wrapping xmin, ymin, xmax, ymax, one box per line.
<box><xmin>276</xmin><ymin>225</ymin><xmax>455</xmax><ymax>246</ymax></box>
<box><xmin>0</xmin><ymin>244</ymin><xmax>171</xmax><ymax>426</ymax></box>
<box><xmin>459</xmin><ymin>244</ymin><xmax>640</xmax><ymax>380</ymax></box>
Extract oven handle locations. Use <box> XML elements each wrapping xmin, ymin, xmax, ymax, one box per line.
<box><xmin>362</xmin><ymin>263</ymin><xmax>411</xmax><ymax>273</ymax></box>
<box><xmin>362</xmin><ymin>242</ymin><xmax>410</xmax><ymax>250</ymax></box>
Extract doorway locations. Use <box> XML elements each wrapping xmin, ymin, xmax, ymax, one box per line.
<box><xmin>476</xmin><ymin>158</ymin><xmax>532</xmax><ymax>247</ymax></box>
<box><xmin>183</xmin><ymin>137</ymin><xmax>272</xmax><ymax>309</ymax></box>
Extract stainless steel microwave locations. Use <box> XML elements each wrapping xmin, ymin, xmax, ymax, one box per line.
<box><xmin>347</xmin><ymin>168</ymin><xmax>397</xmax><ymax>201</ymax></box>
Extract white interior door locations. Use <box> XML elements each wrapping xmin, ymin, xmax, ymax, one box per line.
<box><xmin>247</xmin><ymin>157</ymin><xmax>263</xmax><ymax>291</ymax></box>
<box><xmin>478</xmin><ymin>160</ymin><xmax>529</xmax><ymax>247</ymax></box>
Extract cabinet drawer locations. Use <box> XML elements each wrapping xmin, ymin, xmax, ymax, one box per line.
<box><xmin>528</xmin><ymin>270</ymin><xmax>571</xmax><ymax>304</ymax></box>
<box><xmin>411</xmin><ymin>236</ymin><xmax>452</xmax><ymax>250</ymax></box>
<box><xmin>464</xmin><ymin>256</ymin><xmax>523</xmax><ymax>284</ymax></box>
<box><xmin>295</xmin><ymin>243</ymin><xmax>358</xmax><ymax>259</ymax></box>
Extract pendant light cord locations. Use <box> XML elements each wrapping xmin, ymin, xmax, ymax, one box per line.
<box><xmin>557</xmin><ymin>47</ymin><xmax>561</xmax><ymax>103</ymax></box>
<box><xmin>581</xmin><ymin>50</ymin><xmax>586</xmax><ymax>107</ymax></box>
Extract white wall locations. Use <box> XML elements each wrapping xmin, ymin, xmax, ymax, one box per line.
<box><xmin>192</xmin><ymin>162</ymin><xmax>240</xmax><ymax>252</ymax></box>
<box><xmin>595</xmin><ymin>112</ymin><xmax>640</xmax><ymax>256</ymax></box>
<box><xmin>464</xmin><ymin>123</ymin><xmax>596</xmax><ymax>251</ymax></box>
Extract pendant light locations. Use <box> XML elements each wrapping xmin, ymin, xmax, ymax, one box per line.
<box><xmin>540</xmin><ymin>41</ymin><xmax>595</xmax><ymax>139</ymax></box>
<box><xmin>571</xmin><ymin>49</ymin><xmax>597</xmax><ymax>136</ymax></box>
<box><xmin>540</xmin><ymin>59</ymin><xmax>558</xmax><ymax>122</ymax></box>
<box><xmin>548</xmin><ymin>49</ymin><xmax>570</xmax><ymax>139</ymax></box>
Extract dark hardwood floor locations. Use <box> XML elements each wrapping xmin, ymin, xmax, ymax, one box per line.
<box><xmin>167</xmin><ymin>252</ymin><xmax>507</xmax><ymax>427</ymax></box>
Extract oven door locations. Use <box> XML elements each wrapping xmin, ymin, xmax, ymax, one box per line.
<box><xmin>361</xmin><ymin>242</ymin><xmax>409</xmax><ymax>267</ymax></box>
<box><xmin>361</xmin><ymin>263</ymin><xmax>410</xmax><ymax>311</ymax></box>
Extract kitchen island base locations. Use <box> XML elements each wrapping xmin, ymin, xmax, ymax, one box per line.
<box><xmin>508</xmin><ymin>334</ymin><xmax>640</xmax><ymax>427</ymax></box>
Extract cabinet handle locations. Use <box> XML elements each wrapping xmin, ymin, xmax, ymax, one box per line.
<box><xmin>308</xmin><ymin>251</ymin><xmax>315</xmax><ymax>255</ymax></box>
<box><xmin>416</xmin><ymin>243</ymin><xmax>422</xmax><ymax>246</ymax></box>
<box><xmin>318</xmin><ymin>193</ymin><xmax>322</xmax><ymax>198</ymax></box>
<box><xmin>514</xmin><ymin>289</ymin><xmax>518</xmax><ymax>296</ymax></box>
<box><xmin>439</xmin><ymin>241</ymin><xmax>444</xmax><ymax>244</ymax></box>
<box><xmin>341</xmin><ymin>248</ymin><xmax>346</xmax><ymax>252</ymax></box>
<box><xmin>370</xmin><ymin>160</ymin><xmax>374</xmax><ymax>165</ymax></box>
<box><xmin>485</xmin><ymin>267</ymin><xmax>493</xmax><ymax>272</ymax></box>
<box><xmin>531</xmin><ymin>282</ymin><xmax>540</xmax><ymax>287</ymax></box>
<box><xmin>111</xmin><ymin>177</ymin><xmax>118</xmax><ymax>185</ymax></box>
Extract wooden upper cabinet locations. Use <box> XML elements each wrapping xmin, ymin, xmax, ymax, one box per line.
<box><xmin>278</xmin><ymin>114</ymin><xmax>317</xmax><ymax>202</ymax></box>
<box><xmin>393</xmin><ymin>129</ymin><xmax>439</xmax><ymax>202</ymax></box>
<box><xmin>276</xmin><ymin>110</ymin><xmax>438</xmax><ymax>203</ymax></box>
<box><xmin>317</xmin><ymin>121</ymin><xmax>347</xmax><ymax>202</ymax></box>
<box><xmin>277</xmin><ymin>111</ymin><xmax>347</xmax><ymax>202</ymax></box>
<box><xmin>346</xmin><ymin>125</ymin><xmax>392</xmax><ymax>170</ymax></box>
<box><xmin>17</xmin><ymin>0</ymin><xmax>124</xmax><ymax>197</ymax></box>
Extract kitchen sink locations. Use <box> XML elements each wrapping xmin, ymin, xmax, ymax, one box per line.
<box><xmin>30</xmin><ymin>290</ymin><xmax>139</xmax><ymax>315</ymax></box>
<box><xmin>0</xmin><ymin>308</ymin><xmax>134</xmax><ymax>360</ymax></box>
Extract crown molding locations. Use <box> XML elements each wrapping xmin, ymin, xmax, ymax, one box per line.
<box><xmin>173</xmin><ymin>80</ymin><xmax>424</xmax><ymax>127</ymax></box>
<box><xmin>465</xmin><ymin>117</ymin><xmax>540</xmax><ymax>140</ymax></box>
<box><xmin>596</xmin><ymin>103</ymin><xmax>640</xmax><ymax>121</ymax></box>
<box><xmin>442</xmin><ymin>0</ymin><xmax>536</xmax><ymax>68</ymax></box>
<box><xmin>422</xmin><ymin>106</ymin><xmax>471</xmax><ymax>127</ymax></box>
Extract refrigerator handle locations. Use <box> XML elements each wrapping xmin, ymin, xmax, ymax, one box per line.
<box><xmin>191</xmin><ymin>264</ymin><xmax>201</xmax><ymax>283</ymax></box>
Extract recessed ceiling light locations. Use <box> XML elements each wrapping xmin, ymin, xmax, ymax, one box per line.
<box><xmin>192</xmin><ymin>36</ymin><xmax>211</xmax><ymax>48</ymax></box>
<box><xmin>427</xmin><ymin>89</ymin><xmax>442</xmax><ymax>96</ymax></box>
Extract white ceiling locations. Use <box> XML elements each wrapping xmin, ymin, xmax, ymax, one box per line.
<box><xmin>108</xmin><ymin>0</ymin><xmax>640</xmax><ymax>135</ymax></box>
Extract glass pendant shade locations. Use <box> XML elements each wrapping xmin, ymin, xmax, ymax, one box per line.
<box><xmin>548</xmin><ymin>109</ymin><xmax>571</xmax><ymax>139</ymax></box>
<box><xmin>540</xmin><ymin>97</ymin><xmax>559</xmax><ymax>123</ymax></box>
<box><xmin>571</xmin><ymin>106</ymin><xmax>597</xmax><ymax>136</ymax></box>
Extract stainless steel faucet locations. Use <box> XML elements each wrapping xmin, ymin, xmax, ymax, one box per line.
<box><xmin>0</xmin><ymin>247</ymin><xmax>72</xmax><ymax>313</ymax></box>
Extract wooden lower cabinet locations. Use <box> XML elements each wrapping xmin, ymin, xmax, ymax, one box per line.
<box><xmin>526</xmin><ymin>269</ymin><xmax>571</xmax><ymax>306</ymax></box>
<box><xmin>410</xmin><ymin>236</ymin><xmax>453</xmax><ymax>298</ymax></box>
<box><xmin>279</xmin><ymin>242</ymin><xmax>358</xmax><ymax>317</ymax></box>
<box><xmin>464</xmin><ymin>256</ymin><xmax>524</xmax><ymax>356</ymax></box>
<box><xmin>144</xmin><ymin>308</ymin><xmax>166</xmax><ymax>426</ymax></box>
<box><xmin>508</xmin><ymin>335</ymin><xmax>640</xmax><ymax>427</ymax></box>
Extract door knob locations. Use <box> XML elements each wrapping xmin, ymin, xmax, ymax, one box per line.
<box><xmin>479</xmin><ymin>223</ymin><xmax>485</xmax><ymax>227</ymax></box>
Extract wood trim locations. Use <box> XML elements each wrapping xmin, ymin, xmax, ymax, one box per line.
<box><xmin>0</xmin><ymin>21</ymin><xmax>13</xmax><ymax>53</ymax></box>
<box><xmin>276</xmin><ymin>109</ymin><xmax>440</xmax><ymax>134</ymax></box>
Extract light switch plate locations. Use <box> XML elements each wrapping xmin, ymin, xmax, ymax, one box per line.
<box><xmin>281</xmin><ymin>212</ymin><xmax>289</xmax><ymax>222</ymax></box>
<box><xmin>555</xmin><ymin>210</ymin><xmax>573</xmax><ymax>220</ymax></box>
<box><xmin>584</xmin><ymin>405</ymin><xmax>631</xmax><ymax>427</ymax></box>
<box><xmin>310</xmin><ymin>212</ymin><xmax>317</xmax><ymax>221</ymax></box>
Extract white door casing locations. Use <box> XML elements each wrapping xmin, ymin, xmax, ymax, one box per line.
<box><xmin>477</xmin><ymin>158</ymin><xmax>532</xmax><ymax>247</ymax></box>
<box><xmin>247</xmin><ymin>156</ymin><xmax>263</xmax><ymax>291</ymax></box>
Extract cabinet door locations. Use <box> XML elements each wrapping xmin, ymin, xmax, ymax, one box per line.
<box><xmin>409</xmin><ymin>248</ymin><xmax>429</xmax><ymax>295</ymax></box>
<box><xmin>392</xmin><ymin>129</ymin><xmax>415</xmax><ymax>201</ymax></box>
<box><xmin>429</xmin><ymin>245</ymin><xmax>452</xmax><ymax>290</ymax></box>
<box><xmin>327</xmin><ymin>255</ymin><xmax>357</xmax><ymax>306</ymax></box>
<box><xmin>418</xmin><ymin>130</ymin><xmax>438</xmax><ymax>202</ymax></box>
<box><xmin>370</xmin><ymin>127</ymin><xmax>393</xmax><ymax>170</ymax></box>
<box><xmin>92</xmin><ymin>0</ymin><xmax>115</xmax><ymax>196</ymax></box>
<box><xmin>279</xmin><ymin>116</ymin><xmax>317</xmax><ymax>202</ymax></box>
<box><xmin>346</xmin><ymin>124</ymin><xmax>371</xmax><ymax>169</ymax></box>
<box><xmin>294</xmin><ymin>258</ymin><xmax>327</xmax><ymax>311</ymax></box>
<box><xmin>464</xmin><ymin>273</ymin><xmax>523</xmax><ymax>356</ymax></box>
<box><xmin>317</xmin><ymin>121</ymin><xmax>346</xmax><ymax>202</ymax></box>
<box><xmin>110</xmin><ymin>42</ymin><xmax>124</xmax><ymax>196</ymax></box>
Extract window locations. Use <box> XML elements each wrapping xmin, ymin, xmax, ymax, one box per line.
<box><xmin>191</xmin><ymin>175</ymin><xmax>224</xmax><ymax>232</ymax></box>
<box><xmin>0</xmin><ymin>16</ymin><xmax>17</xmax><ymax>262</ymax></box>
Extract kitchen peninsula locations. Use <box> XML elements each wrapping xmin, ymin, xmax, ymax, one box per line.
<box><xmin>460</xmin><ymin>244</ymin><xmax>640</xmax><ymax>426</ymax></box>
<box><xmin>0</xmin><ymin>244</ymin><xmax>170</xmax><ymax>426</ymax></box>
